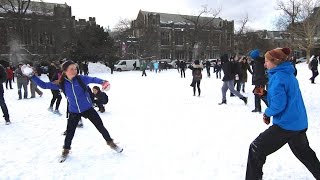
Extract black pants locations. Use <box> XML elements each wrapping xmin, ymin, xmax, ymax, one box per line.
<box><xmin>142</xmin><ymin>69</ymin><xmax>147</xmax><ymax>76</ymax></box>
<box><xmin>191</xmin><ymin>80</ymin><xmax>201</xmax><ymax>96</ymax></box>
<box><xmin>50</xmin><ymin>90</ymin><xmax>62</xmax><ymax>110</ymax></box>
<box><xmin>310</xmin><ymin>70</ymin><xmax>319</xmax><ymax>83</ymax></box>
<box><xmin>6</xmin><ymin>79</ymin><xmax>12</xmax><ymax>89</ymax></box>
<box><xmin>246</xmin><ymin>125</ymin><xmax>320</xmax><ymax>180</ymax></box>
<box><xmin>180</xmin><ymin>68</ymin><xmax>185</xmax><ymax>78</ymax></box>
<box><xmin>64</xmin><ymin>108</ymin><xmax>113</xmax><ymax>149</ymax></box>
<box><xmin>0</xmin><ymin>85</ymin><xmax>9</xmax><ymax>122</ymax></box>
<box><xmin>216</xmin><ymin>71</ymin><xmax>221</xmax><ymax>79</ymax></box>
<box><xmin>206</xmin><ymin>67</ymin><xmax>210</xmax><ymax>77</ymax></box>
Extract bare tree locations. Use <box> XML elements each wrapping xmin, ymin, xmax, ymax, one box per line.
<box><xmin>0</xmin><ymin>0</ymin><xmax>31</xmax><ymax>15</ymax></box>
<box><xmin>234</xmin><ymin>13</ymin><xmax>249</xmax><ymax>55</ymax></box>
<box><xmin>276</xmin><ymin>0</ymin><xmax>320</xmax><ymax>62</ymax></box>
<box><xmin>182</xmin><ymin>5</ymin><xmax>222</xmax><ymax>60</ymax></box>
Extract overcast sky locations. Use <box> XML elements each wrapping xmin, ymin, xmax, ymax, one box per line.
<box><xmin>43</xmin><ymin>0</ymin><xmax>282</xmax><ymax>31</ymax></box>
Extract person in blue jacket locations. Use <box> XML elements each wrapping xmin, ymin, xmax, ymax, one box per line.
<box><xmin>29</xmin><ymin>60</ymin><xmax>123</xmax><ymax>157</ymax></box>
<box><xmin>245</xmin><ymin>48</ymin><xmax>320</xmax><ymax>179</ymax></box>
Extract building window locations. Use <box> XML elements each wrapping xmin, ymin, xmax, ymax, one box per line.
<box><xmin>175</xmin><ymin>50</ymin><xmax>184</xmax><ymax>60</ymax></box>
<box><xmin>212</xmin><ymin>33</ymin><xmax>221</xmax><ymax>46</ymax></box>
<box><xmin>23</xmin><ymin>27</ymin><xmax>32</xmax><ymax>45</ymax></box>
<box><xmin>0</xmin><ymin>26</ymin><xmax>7</xmax><ymax>45</ymax></box>
<box><xmin>227</xmin><ymin>33</ymin><xmax>232</xmax><ymax>47</ymax></box>
<box><xmin>161</xmin><ymin>31</ymin><xmax>170</xmax><ymax>45</ymax></box>
<box><xmin>161</xmin><ymin>50</ymin><xmax>170</xmax><ymax>59</ymax></box>
<box><xmin>175</xmin><ymin>31</ymin><xmax>183</xmax><ymax>45</ymax></box>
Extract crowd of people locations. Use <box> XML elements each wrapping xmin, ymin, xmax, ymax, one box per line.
<box><xmin>0</xmin><ymin>48</ymin><xmax>319</xmax><ymax>178</ymax></box>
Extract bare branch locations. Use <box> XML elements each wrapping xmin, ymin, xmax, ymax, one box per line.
<box><xmin>237</xmin><ymin>13</ymin><xmax>249</xmax><ymax>35</ymax></box>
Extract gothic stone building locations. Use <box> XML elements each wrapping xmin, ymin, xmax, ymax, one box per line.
<box><xmin>0</xmin><ymin>1</ymin><xmax>97</xmax><ymax>65</ymax></box>
<box><xmin>127</xmin><ymin>10</ymin><xmax>234</xmax><ymax>61</ymax></box>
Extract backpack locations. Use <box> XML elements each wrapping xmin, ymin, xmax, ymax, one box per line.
<box><xmin>193</xmin><ymin>69</ymin><xmax>202</xmax><ymax>80</ymax></box>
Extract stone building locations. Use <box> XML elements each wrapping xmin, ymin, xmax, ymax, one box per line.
<box><xmin>124</xmin><ymin>10</ymin><xmax>234</xmax><ymax>61</ymax></box>
<box><xmin>0</xmin><ymin>1</ymin><xmax>98</xmax><ymax>65</ymax></box>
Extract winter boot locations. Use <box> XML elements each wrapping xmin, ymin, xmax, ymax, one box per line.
<box><xmin>240</xmin><ymin>97</ymin><xmax>248</xmax><ymax>105</ymax></box>
<box><xmin>107</xmin><ymin>140</ymin><xmax>123</xmax><ymax>153</ymax></box>
<box><xmin>251</xmin><ymin>108</ymin><xmax>261</xmax><ymax>113</ymax></box>
<box><xmin>62</xmin><ymin>149</ymin><xmax>69</xmax><ymax>157</ymax></box>
<box><xmin>53</xmin><ymin>110</ymin><xmax>62</xmax><ymax>116</ymax></box>
<box><xmin>99</xmin><ymin>106</ymin><xmax>105</xmax><ymax>113</ymax></box>
<box><xmin>5</xmin><ymin>121</ymin><xmax>11</xmax><ymax>125</ymax></box>
<box><xmin>218</xmin><ymin>100</ymin><xmax>227</xmax><ymax>105</ymax></box>
<box><xmin>48</xmin><ymin>106</ymin><xmax>53</xmax><ymax>112</ymax></box>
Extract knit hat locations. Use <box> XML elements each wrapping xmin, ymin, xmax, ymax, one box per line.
<box><xmin>249</xmin><ymin>49</ymin><xmax>260</xmax><ymax>59</ymax></box>
<box><xmin>265</xmin><ymin>47</ymin><xmax>291</xmax><ymax>65</ymax></box>
<box><xmin>61</xmin><ymin>60</ymin><xmax>75</xmax><ymax>71</ymax></box>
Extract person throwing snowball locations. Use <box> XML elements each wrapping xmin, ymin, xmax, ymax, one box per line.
<box><xmin>22</xmin><ymin>60</ymin><xmax>123</xmax><ymax>162</ymax></box>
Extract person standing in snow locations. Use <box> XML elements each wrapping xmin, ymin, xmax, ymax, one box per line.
<box><xmin>15</xmin><ymin>63</ymin><xmax>29</xmax><ymax>99</ymax></box>
<box><xmin>47</xmin><ymin>64</ymin><xmax>62</xmax><ymax>115</ymax></box>
<box><xmin>29</xmin><ymin>64</ymin><xmax>43</xmax><ymax>98</ymax></box>
<box><xmin>205</xmin><ymin>60</ymin><xmax>211</xmax><ymax>78</ymax></box>
<box><xmin>27</xmin><ymin>60</ymin><xmax>123</xmax><ymax>157</ymax></box>
<box><xmin>179</xmin><ymin>60</ymin><xmax>186</xmax><ymax>78</ymax></box>
<box><xmin>189</xmin><ymin>60</ymin><xmax>203</xmax><ymax>96</ymax></box>
<box><xmin>0</xmin><ymin>64</ymin><xmax>10</xmax><ymax>125</ymax></box>
<box><xmin>214</xmin><ymin>60</ymin><xmax>222</xmax><ymax>79</ymax></box>
<box><xmin>249</xmin><ymin>49</ymin><xmax>268</xmax><ymax>113</ymax></box>
<box><xmin>218</xmin><ymin>54</ymin><xmax>247</xmax><ymax>105</ymax></box>
<box><xmin>245</xmin><ymin>47</ymin><xmax>320</xmax><ymax>179</ymax></box>
<box><xmin>153</xmin><ymin>61</ymin><xmax>159</xmax><ymax>73</ymax></box>
<box><xmin>5</xmin><ymin>66</ymin><xmax>14</xmax><ymax>89</ymax></box>
<box><xmin>141</xmin><ymin>61</ymin><xmax>147</xmax><ymax>77</ymax></box>
<box><xmin>309</xmin><ymin>56</ymin><xmax>319</xmax><ymax>84</ymax></box>
<box><xmin>239</xmin><ymin>56</ymin><xmax>253</xmax><ymax>93</ymax></box>
<box><xmin>83</xmin><ymin>62</ymin><xmax>89</xmax><ymax>75</ymax></box>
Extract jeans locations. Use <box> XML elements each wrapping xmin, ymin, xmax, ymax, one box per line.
<box><xmin>221</xmin><ymin>80</ymin><xmax>244</xmax><ymax>101</ymax></box>
<box><xmin>246</xmin><ymin>125</ymin><xmax>320</xmax><ymax>180</ymax></box>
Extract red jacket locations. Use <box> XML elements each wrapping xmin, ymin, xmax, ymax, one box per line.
<box><xmin>6</xmin><ymin>68</ymin><xmax>14</xmax><ymax>80</ymax></box>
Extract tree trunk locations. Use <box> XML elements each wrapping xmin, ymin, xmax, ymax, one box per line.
<box><xmin>306</xmin><ymin>48</ymin><xmax>311</xmax><ymax>64</ymax></box>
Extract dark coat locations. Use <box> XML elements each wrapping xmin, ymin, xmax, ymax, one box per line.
<box><xmin>239</xmin><ymin>62</ymin><xmax>252</xmax><ymax>83</ymax></box>
<box><xmin>310</xmin><ymin>58</ymin><xmax>319</xmax><ymax>71</ymax></box>
<box><xmin>189</xmin><ymin>64</ymin><xmax>203</xmax><ymax>81</ymax></box>
<box><xmin>252</xmin><ymin>56</ymin><xmax>267</xmax><ymax>86</ymax></box>
<box><xmin>222</xmin><ymin>61</ymin><xmax>235</xmax><ymax>81</ymax></box>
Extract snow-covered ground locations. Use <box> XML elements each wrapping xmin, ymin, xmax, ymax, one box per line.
<box><xmin>0</xmin><ymin>62</ymin><xmax>319</xmax><ymax>180</ymax></box>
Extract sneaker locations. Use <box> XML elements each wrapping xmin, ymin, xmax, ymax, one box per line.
<box><xmin>53</xmin><ymin>110</ymin><xmax>62</xmax><ymax>116</ymax></box>
<box><xmin>107</xmin><ymin>140</ymin><xmax>123</xmax><ymax>153</ymax></box>
<box><xmin>5</xmin><ymin>121</ymin><xmax>11</xmax><ymax>125</ymax></box>
<box><xmin>48</xmin><ymin>107</ymin><xmax>53</xmax><ymax>112</ymax></box>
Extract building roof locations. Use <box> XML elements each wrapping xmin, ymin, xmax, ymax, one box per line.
<box><xmin>0</xmin><ymin>0</ymin><xmax>69</xmax><ymax>15</ymax></box>
<box><xmin>139</xmin><ymin>10</ymin><xmax>224</xmax><ymax>26</ymax></box>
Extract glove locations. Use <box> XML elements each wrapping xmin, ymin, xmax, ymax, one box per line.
<box><xmin>101</xmin><ymin>81</ymin><xmax>110</xmax><ymax>91</ymax></box>
<box><xmin>263</xmin><ymin>113</ymin><xmax>270</xmax><ymax>125</ymax></box>
<box><xmin>253</xmin><ymin>87</ymin><xmax>267</xmax><ymax>97</ymax></box>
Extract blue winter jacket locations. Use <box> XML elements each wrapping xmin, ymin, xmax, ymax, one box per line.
<box><xmin>31</xmin><ymin>75</ymin><xmax>104</xmax><ymax>113</ymax></box>
<box><xmin>265</xmin><ymin>62</ymin><xmax>308</xmax><ymax>131</ymax></box>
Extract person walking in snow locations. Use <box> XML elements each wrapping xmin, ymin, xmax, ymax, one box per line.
<box><xmin>249</xmin><ymin>49</ymin><xmax>268</xmax><ymax>113</ymax></box>
<box><xmin>27</xmin><ymin>60</ymin><xmax>123</xmax><ymax>158</ymax></box>
<box><xmin>29</xmin><ymin>64</ymin><xmax>43</xmax><ymax>98</ymax></box>
<box><xmin>153</xmin><ymin>61</ymin><xmax>159</xmax><ymax>73</ymax></box>
<box><xmin>189</xmin><ymin>60</ymin><xmax>203</xmax><ymax>96</ymax></box>
<box><xmin>309</xmin><ymin>55</ymin><xmax>319</xmax><ymax>84</ymax></box>
<box><xmin>141</xmin><ymin>61</ymin><xmax>147</xmax><ymax>77</ymax></box>
<box><xmin>0</xmin><ymin>64</ymin><xmax>10</xmax><ymax>125</ymax></box>
<box><xmin>245</xmin><ymin>47</ymin><xmax>320</xmax><ymax>179</ymax></box>
<box><xmin>218</xmin><ymin>54</ymin><xmax>247</xmax><ymax>105</ymax></box>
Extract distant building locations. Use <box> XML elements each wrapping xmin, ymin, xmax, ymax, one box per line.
<box><xmin>0</xmin><ymin>1</ymin><xmax>99</xmax><ymax>65</ymax></box>
<box><xmin>119</xmin><ymin>10</ymin><xmax>235</xmax><ymax>61</ymax></box>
